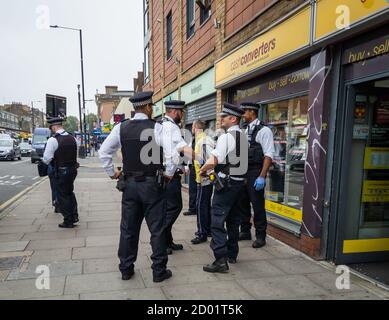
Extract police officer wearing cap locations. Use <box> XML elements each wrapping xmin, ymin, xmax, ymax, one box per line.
<box><xmin>99</xmin><ymin>91</ymin><xmax>177</xmax><ymax>283</ymax></box>
<box><xmin>239</xmin><ymin>102</ymin><xmax>274</xmax><ymax>248</ymax></box>
<box><xmin>43</xmin><ymin>117</ymin><xmax>79</xmax><ymax>229</ymax></box>
<box><xmin>200</xmin><ymin>103</ymin><xmax>248</xmax><ymax>273</ymax></box>
<box><xmin>161</xmin><ymin>100</ymin><xmax>192</xmax><ymax>255</ymax></box>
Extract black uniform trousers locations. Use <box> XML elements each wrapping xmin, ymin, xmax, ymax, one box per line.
<box><xmin>188</xmin><ymin>165</ymin><xmax>197</xmax><ymax>214</ymax></box>
<box><xmin>195</xmin><ymin>184</ymin><xmax>213</xmax><ymax>239</ymax></box>
<box><xmin>55</xmin><ymin>167</ymin><xmax>78</xmax><ymax>225</ymax></box>
<box><xmin>240</xmin><ymin>168</ymin><xmax>267</xmax><ymax>240</ymax></box>
<box><xmin>164</xmin><ymin>175</ymin><xmax>183</xmax><ymax>246</ymax></box>
<box><xmin>210</xmin><ymin>180</ymin><xmax>246</xmax><ymax>260</ymax></box>
<box><xmin>119</xmin><ymin>176</ymin><xmax>168</xmax><ymax>277</ymax></box>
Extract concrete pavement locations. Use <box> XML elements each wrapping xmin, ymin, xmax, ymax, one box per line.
<box><xmin>0</xmin><ymin>156</ymin><xmax>388</xmax><ymax>300</ymax></box>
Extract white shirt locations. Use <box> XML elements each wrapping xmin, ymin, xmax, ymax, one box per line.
<box><xmin>98</xmin><ymin>113</ymin><xmax>179</xmax><ymax>177</ymax></box>
<box><xmin>246</xmin><ymin>118</ymin><xmax>275</xmax><ymax>159</ymax></box>
<box><xmin>211</xmin><ymin>125</ymin><xmax>241</xmax><ymax>164</ymax></box>
<box><xmin>161</xmin><ymin>115</ymin><xmax>189</xmax><ymax>169</ymax></box>
<box><xmin>43</xmin><ymin>129</ymin><xmax>75</xmax><ymax>165</ymax></box>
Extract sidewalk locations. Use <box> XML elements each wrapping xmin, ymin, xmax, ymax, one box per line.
<box><xmin>0</xmin><ymin>157</ymin><xmax>388</xmax><ymax>300</ymax></box>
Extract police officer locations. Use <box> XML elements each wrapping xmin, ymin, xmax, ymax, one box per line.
<box><xmin>43</xmin><ymin>117</ymin><xmax>79</xmax><ymax>228</ymax></box>
<box><xmin>200</xmin><ymin>103</ymin><xmax>247</xmax><ymax>273</ymax></box>
<box><xmin>160</xmin><ymin>100</ymin><xmax>192</xmax><ymax>255</ymax></box>
<box><xmin>239</xmin><ymin>102</ymin><xmax>274</xmax><ymax>248</ymax></box>
<box><xmin>98</xmin><ymin>92</ymin><xmax>177</xmax><ymax>283</ymax></box>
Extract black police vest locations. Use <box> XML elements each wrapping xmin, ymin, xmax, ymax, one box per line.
<box><xmin>120</xmin><ymin>119</ymin><xmax>163</xmax><ymax>176</ymax></box>
<box><xmin>215</xmin><ymin>131</ymin><xmax>246</xmax><ymax>179</ymax></box>
<box><xmin>53</xmin><ymin>133</ymin><xmax>77</xmax><ymax>168</ymax></box>
<box><xmin>248</xmin><ymin>122</ymin><xmax>265</xmax><ymax>170</ymax></box>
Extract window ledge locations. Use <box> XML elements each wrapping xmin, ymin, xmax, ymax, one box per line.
<box><xmin>200</xmin><ymin>15</ymin><xmax>212</xmax><ymax>28</ymax></box>
<box><xmin>186</xmin><ymin>32</ymin><xmax>196</xmax><ymax>43</ymax></box>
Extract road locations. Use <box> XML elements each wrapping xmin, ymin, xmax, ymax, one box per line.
<box><xmin>0</xmin><ymin>156</ymin><xmax>44</xmax><ymax>206</ymax></box>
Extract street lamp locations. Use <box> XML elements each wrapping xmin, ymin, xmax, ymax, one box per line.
<box><xmin>50</xmin><ymin>24</ymin><xmax>87</xmax><ymax>156</ymax></box>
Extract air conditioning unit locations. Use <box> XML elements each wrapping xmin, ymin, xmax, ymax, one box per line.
<box><xmin>196</xmin><ymin>0</ymin><xmax>211</xmax><ymax>10</ymax></box>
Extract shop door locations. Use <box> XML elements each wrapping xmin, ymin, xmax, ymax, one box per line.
<box><xmin>334</xmin><ymin>78</ymin><xmax>389</xmax><ymax>265</ymax></box>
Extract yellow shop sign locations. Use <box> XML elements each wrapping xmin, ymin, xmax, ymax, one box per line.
<box><xmin>315</xmin><ymin>0</ymin><xmax>389</xmax><ymax>41</ymax></box>
<box><xmin>215</xmin><ymin>6</ymin><xmax>311</xmax><ymax>88</ymax></box>
<box><xmin>265</xmin><ymin>200</ymin><xmax>303</xmax><ymax>223</ymax></box>
<box><xmin>362</xmin><ymin>180</ymin><xmax>389</xmax><ymax>203</ymax></box>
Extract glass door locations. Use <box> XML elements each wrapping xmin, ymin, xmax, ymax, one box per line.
<box><xmin>334</xmin><ymin>78</ymin><xmax>389</xmax><ymax>264</ymax></box>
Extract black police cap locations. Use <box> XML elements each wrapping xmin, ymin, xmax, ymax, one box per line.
<box><xmin>130</xmin><ymin>91</ymin><xmax>154</xmax><ymax>108</ymax></box>
<box><xmin>240</xmin><ymin>102</ymin><xmax>260</xmax><ymax>111</ymax></box>
<box><xmin>219</xmin><ymin>103</ymin><xmax>245</xmax><ymax>118</ymax></box>
<box><xmin>164</xmin><ymin>100</ymin><xmax>186</xmax><ymax>110</ymax></box>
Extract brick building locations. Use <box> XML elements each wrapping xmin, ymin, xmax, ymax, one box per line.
<box><xmin>143</xmin><ymin>0</ymin><xmax>389</xmax><ymax>277</ymax></box>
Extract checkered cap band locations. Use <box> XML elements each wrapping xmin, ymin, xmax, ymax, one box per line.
<box><xmin>132</xmin><ymin>98</ymin><xmax>153</xmax><ymax>108</ymax></box>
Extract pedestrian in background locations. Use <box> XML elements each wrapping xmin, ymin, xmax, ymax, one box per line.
<box><xmin>182</xmin><ymin>126</ymin><xmax>197</xmax><ymax>217</ymax></box>
<box><xmin>191</xmin><ymin>120</ymin><xmax>214</xmax><ymax>245</ymax></box>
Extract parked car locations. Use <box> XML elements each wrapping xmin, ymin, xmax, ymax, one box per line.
<box><xmin>31</xmin><ymin>128</ymin><xmax>51</xmax><ymax>163</ymax></box>
<box><xmin>19</xmin><ymin>142</ymin><xmax>32</xmax><ymax>157</ymax></box>
<box><xmin>0</xmin><ymin>138</ymin><xmax>22</xmax><ymax>161</ymax></box>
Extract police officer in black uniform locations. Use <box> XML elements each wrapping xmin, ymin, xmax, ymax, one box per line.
<box><xmin>200</xmin><ymin>103</ymin><xmax>248</xmax><ymax>273</ymax></box>
<box><xmin>161</xmin><ymin>100</ymin><xmax>191</xmax><ymax>255</ymax></box>
<box><xmin>43</xmin><ymin>117</ymin><xmax>79</xmax><ymax>228</ymax></box>
<box><xmin>239</xmin><ymin>102</ymin><xmax>274</xmax><ymax>248</ymax></box>
<box><xmin>99</xmin><ymin>92</ymin><xmax>176</xmax><ymax>283</ymax></box>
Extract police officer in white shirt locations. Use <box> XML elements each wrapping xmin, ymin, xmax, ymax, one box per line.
<box><xmin>43</xmin><ymin>117</ymin><xmax>79</xmax><ymax>229</ymax></box>
<box><xmin>160</xmin><ymin>100</ymin><xmax>192</xmax><ymax>255</ymax></box>
<box><xmin>200</xmin><ymin>103</ymin><xmax>248</xmax><ymax>273</ymax></box>
<box><xmin>98</xmin><ymin>91</ymin><xmax>181</xmax><ymax>283</ymax></box>
<box><xmin>239</xmin><ymin>102</ymin><xmax>275</xmax><ymax>248</ymax></box>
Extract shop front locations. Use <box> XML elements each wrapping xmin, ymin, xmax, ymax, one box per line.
<box><xmin>328</xmin><ymin>26</ymin><xmax>389</xmax><ymax>280</ymax></box>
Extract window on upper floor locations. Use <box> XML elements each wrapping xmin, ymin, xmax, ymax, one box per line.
<box><xmin>144</xmin><ymin>44</ymin><xmax>150</xmax><ymax>83</ymax></box>
<box><xmin>166</xmin><ymin>11</ymin><xmax>173</xmax><ymax>60</ymax></box>
<box><xmin>143</xmin><ymin>0</ymin><xmax>150</xmax><ymax>37</ymax></box>
<box><xmin>199</xmin><ymin>0</ymin><xmax>211</xmax><ymax>25</ymax></box>
<box><xmin>186</xmin><ymin>0</ymin><xmax>195</xmax><ymax>39</ymax></box>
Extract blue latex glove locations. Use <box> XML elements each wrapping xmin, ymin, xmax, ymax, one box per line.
<box><xmin>253</xmin><ymin>177</ymin><xmax>266</xmax><ymax>191</ymax></box>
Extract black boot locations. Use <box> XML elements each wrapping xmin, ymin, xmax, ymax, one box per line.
<box><xmin>153</xmin><ymin>269</ymin><xmax>172</xmax><ymax>283</ymax></box>
<box><xmin>169</xmin><ymin>243</ymin><xmax>183</xmax><ymax>251</ymax></box>
<box><xmin>239</xmin><ymin>232</ymin><xmax>252</xmax><ymax>241</ymax></box>
<box><xmin>58</xmin><ymin>222</ymin><xmax>75</xmax><ymax>229</ymax></box>
<box><xmin>203</xmin><ymin>258</ymin><xmax>229</xmax><ymax>273</ymax></box>
<box><xmin>191</xmin><ymin>236</ymin><xmax>207</xmax><ymax>245</ymax></box>
<box><xmin>121</xmin><ymin>269</ymin><xmax>135</xmax><ymax>281</ymax></box>
<box><xmin>252</xmin><ymin>238</ymin><xmax>266</xmax><ymax>248</ymax></box>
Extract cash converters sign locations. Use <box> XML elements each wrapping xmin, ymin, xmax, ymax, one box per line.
<box><xmin>315</xmin><ymin>0</ymin><xmax>389</xmax><ymax>41</ymax></box>
<box><xmin>215</xmin><ymin>6</ymin><xmax>311</xmax><ymax>88</ymax></box>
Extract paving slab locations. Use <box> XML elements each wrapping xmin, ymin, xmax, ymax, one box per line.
<box><xmin>7</xmin><ymin>260</ymin><xmax>82</xmax><ymax>280</ymax></box>
<box><xmin>26</xmin><ymin>238</ymin><xmax>85</xmax><ymax>250</ymax></box>
<box><xmin>0</xmin><ymin>276</ymin><xmax>66</xmax><ymax>300</ymax></box>
<box><xmin>162</xmin><ymin>280</ymin><xmax>255</xmax><ymax>300</ymax></box>
<box><xmin>22</xmin><ymin>230</ymin><xmax>77</xmax><ymax>241</ymax></box>
<box><xmin>237</xmin><ymin>275</ymin><xmax>329</xmax><ymax>299</ymax></box>
<box><xmin>140</xmin><ymin>265</ymin><xmax>219</xmax><ymax>288</ymax></box>
<box><xmin>0</xmin><ymin>241</ymin><xmax>29</xmax><ymax>253</ymax></box>
<box><xmin>64</xmin><ymin>272</ymin><xmax>145</xmax><ymax>295</ymax></box>
<box><xmin>0</xmin><ymin>225</ymin><xmax>40</xmax><ymax>234</ymax></box>
<box><xmin>268</xmin><ymin>258</ymin><xmax>327</xmax><ymax>275</ymax></box>
<box><xmin>28</xmin><ymin>248</ymin><xmax>72</xmax><ymax>264</ymax></box>
<box><xmin>72</xmin><ymin>246</ymin><xmax>118</xmax><ymax>260</ymax></box>
<box><xmin>0</xmin><ymin>234</ymin><xmax>24</xmax><ymax>242</ymax></box>
<box><xmin>81</xmin><ymin>288</ymin><xmax>166</xmax><ymax>300</ymax></box>
<box><xmin>85</xmin><ymin>235</ymin><xmax>119</xmax><ymax>247</ymax></box>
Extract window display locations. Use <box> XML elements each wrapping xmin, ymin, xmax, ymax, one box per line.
<box><xmin>264</xmin><ymin>96</ymin><xmax>309</xmax><ymax>211</ymax></box>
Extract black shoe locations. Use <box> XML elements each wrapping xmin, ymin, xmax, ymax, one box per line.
<box><xmin>228</xmin><ymin>258</ymin><xmax>237</xmax><ymax>264</ymax></box>
<box><xmin>191</xmin><ymin>237</ymin><xmax>207</xmax><ymax>245</ymax></box>
<box><xmin>153</xmin><ymin>269</ymin><xmax>172</xmax><ymax>283</ymax></box>
<box><xmin>239</xmin><ymin>232</ymin><xmax>252</xmax><ymax>241</ymax></box>
<box><xmin>121</xmin><ymin>270</ymin><xmax>135</xmax><ymax>281</ymax></box>
<box><xmin>203</xmin><ymin>258</ymin><xmax>229</xmax><ymax>273</ymax></box>
<box><xmin>58</xmin><ymin>222</ymin><xmax>75</xmax><ymax>229</ymax></box>
<box><xmin>183</xmin><ymin>210</ymin><xmax>196</xmax><ymax>216</ymax></box>
<box><xmin>167</xmin><ymin>247</ymin><xmax>173</xmax><ymax>255</ymax></box>
<box><xmin>169</xmin><ymin>243</ymin><xmax>183</xmax><ymax>251</ymax></box>
<box><xmin>73</xmin><ymin>217</ymin><xmax>79</xmax><ymax>224</ymax></box>
<box><xmin>252</xmin><ymin>238</ymin><xmax>266</xmax><ymax>248</ymax></box>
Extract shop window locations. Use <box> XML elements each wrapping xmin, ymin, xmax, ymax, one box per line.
<box><xmin>144</xmin><ymin>45</ymin><xmax>150</xmax><ymax>83</ymax></box>
<box><xmin>143</xmin><ymin>0</ymin><xmax>150</xmax><ymax>37</ymax></box>
<box><xmin>186</xmin><ymin>0</ymin><xmax>195</xmax><ymax>39</ymax></box>
<box><xmin>264</xmin><ymin>96</ymin><xmax>309</xmax><ymax>210</ymax></box>
<box><xmin>166</xmin><ymin>11</ymin><xmax>173</xmax><ymax>60</ymax></box>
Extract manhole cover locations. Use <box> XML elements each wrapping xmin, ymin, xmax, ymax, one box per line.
<box><xmin>0</xmin><ymin>257</ymin><xmax>23</xmax><ymax>270</ymax></box>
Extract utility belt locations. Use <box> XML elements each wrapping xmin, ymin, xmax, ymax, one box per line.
<box><xmin>117</xmin><ymin>169</ymin><xmax>166</xmax><ymax>191</ymax></box>
<box><xmin>209</xmin><ymin>171</ymin><xmax>246</xmax><ymax>192</ymax></box>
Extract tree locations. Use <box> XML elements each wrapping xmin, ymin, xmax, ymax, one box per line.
<box><xmin>63</xmin><ymin>116</ymin><xmax>79</xmax><ymax>134</ymax></box>
<box><xmin>85</xmin><ymin>113</ymin><xmax>98</xmax><ymax>133</ymax></box>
